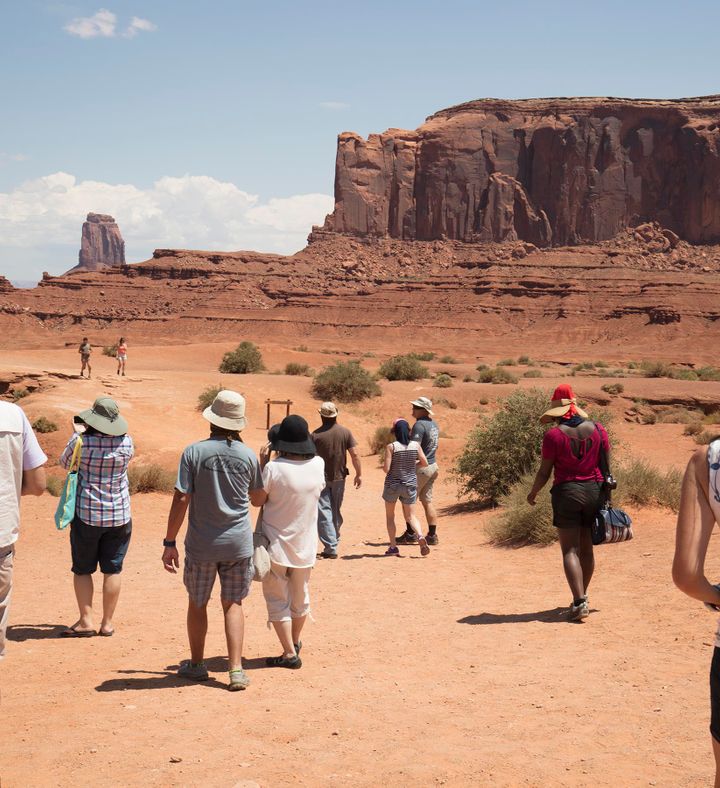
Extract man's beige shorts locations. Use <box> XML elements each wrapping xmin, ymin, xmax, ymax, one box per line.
<box><xmin>417</xmin><ymin>463</ymin><xmax>439</xmax><ymax>503</ymax></box>
<box><xmin>0</xmin><ymin>545</ymin><xmax>15</xmax><ymax>660</ymax></box>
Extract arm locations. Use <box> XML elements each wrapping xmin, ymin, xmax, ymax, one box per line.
<box><xmin>250</xmin><ymin>487</ymin><xmax>268</xmax><ymax>506</ymax></box>
<box><xmin>348</xmin><ymin>446</ymin><xmax>362</xmax><ymax>489</ymax></box>
<box><xmin>672</xmin><ymin>449</ymin><xmax>720</xmax><ymax>604</ymax></box>
<box><xmin>383</xmin><ymin>444</ymin><xmax>393</xmax><ymax>474</ymax></box>
<box><xmin>21</xmin><ymin>466</ymin><xmax>46</xmax><ymax>496</ymax></box>
<box><xmin>162</xmin><ymin>489</ymin><xmax>191</xmax><ymax>574</ymax></box>
<box><xmin>416</xmin><ymin>444</ymin><xmax>429</xmax><ymax>469</ymax></box>
<box><xmin>526</xmin><ymin>457</ymin><xmax>554</xmax><ymax>505</ymax></box>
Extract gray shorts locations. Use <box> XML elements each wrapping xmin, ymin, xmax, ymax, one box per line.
<box><xmin>183</xmin><ymin>556</ymin><xmax>253</xmax><ymax>607</ymax></box>
<box><xmin>383</xmin><ymin>482</ymin><xmax>417</xmax><ymax>505</ymax></box>
<box><xmin>417</xmin><ymin>463</ymin><xmax>439</xmax><ymax>503</ymax></box>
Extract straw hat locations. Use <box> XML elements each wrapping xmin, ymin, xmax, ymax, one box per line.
<box><xmin>539</xmin><ymin>384</ymin><xmax>589</xmax><ymax>423</ymax></box>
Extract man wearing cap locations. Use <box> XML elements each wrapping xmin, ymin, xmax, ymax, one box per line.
<box><xmin>398</xmin><ymin>397</ymin><xmax>441</xmax><ymax>546</ymax></box>
<box><xmin>162</xmin><ymin>390</ymin><xmax>264</xmax><ymax>691</ymax></box>
<box><xmin>312</xmin><ymin>402</ymin><xmax>362</xmax><ymax>559</ymax></box>
<box><xmin>0</xmin><ymin>402</ymin><xmax>46</xmax><ymax>661</ymax></box>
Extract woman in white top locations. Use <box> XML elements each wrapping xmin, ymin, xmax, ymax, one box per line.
<box><xmin>257</xmin><ymin>415</ymin><xmax>325</xmax><ymax>669</ymax></box>
<box><xmin>382</xmin><ymin>418</ymin><xmax>429</xmax><ymax>557</ymax></box>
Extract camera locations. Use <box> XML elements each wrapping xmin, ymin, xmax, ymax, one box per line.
<box><xmin>604</xmin><ymin>475</ymin><xmax>618</xmax><ymax>491</ymax></box>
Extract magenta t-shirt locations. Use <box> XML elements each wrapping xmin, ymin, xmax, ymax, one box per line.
<box><xmin>541</xmin><ymin>423</ymin><xmax>609</xmax><ymax>485</ymax></box>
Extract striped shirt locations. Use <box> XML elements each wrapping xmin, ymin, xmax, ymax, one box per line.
<box><xmin>60</xmin><ymin>433</ymin><xmax>134</xmax><ymax>527</ymax></box>
<box><xmin>385</xmin><ymin>440</ymin><xmax>420</xmax><ymax>486</ymax></box>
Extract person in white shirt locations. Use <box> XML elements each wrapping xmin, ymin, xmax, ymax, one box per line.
<box><xmin>256</xmin><ymin>415</ymin><xmax>325</xmax><ymax>669</ymax></box>
<box><xmin>0</xmin><ymin>402</ymin><xmax>47</xmax><ymax>660</ymax></box>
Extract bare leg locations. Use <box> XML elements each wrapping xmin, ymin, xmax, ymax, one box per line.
<box><xmin>385</xmin><ymin>500</ymin><xmax>397</xmax><ymax>546</ymax></box>
<box><xmin>291</xmin><ymin>615</ymin><xmax>306</xmax><ymax>646</ymax></box>
<box><xmin>557</xmin><ymin>528</ymin><xmax>585</xmax><ymax>601</ymax></box>
<box><xmin>577</xmin><ymin>527</ymin><xmax>595</xmax><ymax>595</ymax></box>
<box><xmin>100</xmin><ymin>573</ymin><xmax>121</xmax><ymax>634</ymax></box>
<box><xmin>713</xmin><ymin>735</ymin><xmax>720</xmax><ymax>788</ymax></box>
<box><xmin>87</xmin><ymin>361</ymin><xmax>91</xmax><ymax>379</ymax></box>
<box><xmin>221</xmin><ymin>599</ymin><xmax>245</xmax><ymax>670</ymax></box>
<box><xmin>401</xmin><ymin>502</ymin><xmax>423</xmax><ymax>538</ymax></box>
<box><xmin>421</xmin><ymin>498</ymin><xmax>438</xmax><ymax>531</ymax></box>
<box><xmin>271</xmin><ymin>620</ymin><xmax>296</xmax><ymax>658</ymax></box>
<box><xmin>187</xmin><ymin>600</ymin><xmax>208</xmax><ymax>663</ymax></box>
<box><xmin>72</xmin><ymin>574</ymin><xmax>94</xmax><ymax>629</ymax></box>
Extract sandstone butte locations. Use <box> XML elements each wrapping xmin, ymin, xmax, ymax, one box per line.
<box><xmin>2</xmin><ymin>95</ymin><xmax>720</xmax><ymax>358</ymax></box>
<box><xmin>71</xmin><ymin>212</ymin><xmax>126</xmax><ymax>273</ymax></box>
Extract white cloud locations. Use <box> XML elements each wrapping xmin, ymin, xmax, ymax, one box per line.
<box><xmin>123</xmin><ymin>16</ymin><xmax>157</xmax><ymax>37</ymax></box>
<box><xmin>0</xmin><ymin>172</ymin><xmax>334</xmax><ymax>277</ymax></box>
<box><xmin>319</xmin><ymin>101</ymin><xmax>350</xmax><ymax>111</ymax></box>
<box><xmin>64</xmin><ymin>8</ymin><xmax>116</xmax><ymax>38</ymax></box>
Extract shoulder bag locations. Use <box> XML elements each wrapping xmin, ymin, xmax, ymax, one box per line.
<box><xmin>591</xmin><ymin>426</ymin><xmax>634</xmax><ymax>546</ymax></box>
<box><xmin>54</xmin><ymin>436</ymin><xmax>83</xmax><ymax>530</ymax></box>
<box><xmin>252</xmin><ymin>506</ymin><xmax>271</xmax><ymax>582</ymax></box>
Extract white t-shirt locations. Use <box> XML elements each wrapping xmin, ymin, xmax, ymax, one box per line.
<box><xmin>0</xmin><ymin>403</ymin><xmax>48</xmax><ymax>547</ymax></box>
<box><xmin>261</xmin><ymin>456</ymin><xmax>325</xmax><ymax>568</ymax></box>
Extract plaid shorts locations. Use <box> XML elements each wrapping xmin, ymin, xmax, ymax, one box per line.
<box><xmin>183</xmin><ymin>556</ymin><xmax>253</xmax><ymax>607</ymax></box>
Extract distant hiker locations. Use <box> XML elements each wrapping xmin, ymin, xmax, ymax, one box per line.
<box><xmin>256</xmin><ymin>415</ymin><xmax>325</xmax><ymax>669</ymax></box>
<box><xmin>312</xmin><ymin>402</ymin><xmax>362</xmax><ymax>559</ymax></box>
<box><xmin>383</xmin><ymin>418</ymin><xmax>430</xmax><ymax>557</ymax></box>
<box><xmin>526</xmin><ymin>384</ymin><xmax>610</xmax><ymax>622</ymax></box>
<box><xmin>162</xmin><ymin>391</ymin><xmax>262</xmax><ymax>691</ymax></box>
<box><xmin>116</xmin><ymin>337</ymin><xmax>128</xmax><ymax>376</ymax></box>
<box><xmin>673</xmin><ymin>440</ymin><xmax>720</xmax><ymax>787</ymax></box>
<box><xmin>60</xmin><ymin>397</ymin><xmax>133</xmax><ymax>638</ymax></box>
<box><xmin>397</xmin><ymin>397</ymin><xmax>440</xmax><ymax>546</ymax></box>
<box><xmin>78</xmin><ymin>337</ymin><xmax>92</xmax><ymax>379</ymax></box>
<box><xmin>0</xmin><ymin>402</ymin><xmax>46</xmax><ymax>661</ymax></box>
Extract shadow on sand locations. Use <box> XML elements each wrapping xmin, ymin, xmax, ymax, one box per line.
<box><xmin>7</xmin><ymin>624</ymin><xmax>67</xmax><ymax>641</ymax></box>
<box><xmin>457</xmin><ymin>607</ymin><xmax>585</xmax><ymax>625</ymax></box>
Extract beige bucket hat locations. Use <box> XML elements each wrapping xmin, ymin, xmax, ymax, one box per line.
<box><xmin>203</xmin><ymin>390</ymin><xmax>248</xmax><ymax>430</ymax></box>
<box><xmin>319</xmin><ymin>402</ymin><xmax>338</xmax><ymax>418</ymax></box>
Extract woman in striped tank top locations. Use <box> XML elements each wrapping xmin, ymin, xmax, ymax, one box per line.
<box><xmin>674</xmin><ymin>439</ymin><xmax>720</xmax><ymax>785</ymax></box>
<box><xmin>382</xmin><ymin>418</ymin><xmax>430</xmax><ymax>557</ymax></box>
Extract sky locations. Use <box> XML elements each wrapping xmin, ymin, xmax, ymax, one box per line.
<box><xmin>1</xmin><ymin>0</ymin><xmax>719</xmax><ymax>284</ymax></box>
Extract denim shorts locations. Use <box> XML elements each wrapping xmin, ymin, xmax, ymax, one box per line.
<box><xmin>382</xmin><ymin>482</ymin><xmax>417</xmax><ymax>505</ymax></box>
<box><xmin>70</xmin><ymin>518</ymin><xmax>132</xmax><ymax>575</ymax></box>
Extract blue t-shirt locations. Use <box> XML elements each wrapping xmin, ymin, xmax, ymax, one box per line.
<box><xmin>176</xmin><ymin>437</ymin><xmax>263</xmax><ymax>562</ymax></box>
<box><xmin>411</xmin><ymin>418</ymin><xmax>439</xmax><ymax>464</ymax></box>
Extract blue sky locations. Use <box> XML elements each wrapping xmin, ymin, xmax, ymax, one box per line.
<box><xmin>1</xmin><ymin>0</ymin><xmax>719</xmax><ymax>282</ymax></box>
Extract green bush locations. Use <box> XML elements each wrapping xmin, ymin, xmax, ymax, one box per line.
<box><xmin>378</xmin><ymin>354</ymin><xmax>428</xmax><ymax>381</ymax></box>
<box><xmin>433</xmin><ymin>373</ymin><xmax>453</xmax><ymax>388</ymax></box>
<box><xmin>455</xmin><ymin>388</ymin><xmax>549</xmax><ymax>504</ymax></box>
<box><xmin>601</xmin><ymin>383</ymin><xmax>624</xmax><ymax>395</ymax></box>
<box><xmin>497</xmin><ymin>358</ymin><xmax>515</xmax><ymax>366</ymax></box>
<box><xmin>684</xmin><ymin>421</ymin><xmax>704</xmax><ymax>436</ymax></box>
<box><xmin>463</xmin><ymin>374</ymin><xmax>473</xmax><ymax>382</ymax></box>
<box><xmin>695</xmin><ymin>430</ymin><xmax>719</xmax><ymax>446</ymax></box>
<box><xmin>46</xmin><ymin>476</ymin><xmax>64</xmax><ymax>497</ymax></box>
<box><xmin>524</xmin><ymin>370</ymin><xmax>542</xmax><ymax>378</ymax></box>
<box><xmin>312</xmin><ymin>361</ymin><xmax>381</xmax><ymax>403</ymax></box>
<box><xmin>369</xmin><ymin>425</ymin><xmax>394</xmax><ymax>458</ymax></box>
<box><xmin>32</xmin><ymin>416</ymin><xmax>58</xmax><ymax>433</ymax></box>
<box><xmin>573</xmin><ymin>362</ymin><xmax>596</xmax><ymax>372</ymax></box>
<box><xmin>615</xmin><ymin>459</ymin><xmax>682</xmax><ymax>512</ymax></box>
<box><xmin>476</xmin><ymin>363</ymin><xmax>489</xmax><ymax>372</ymax></box>
<box><xmin>640</xmin><ymin>360</ymin><xmax>672</xmax><ymax>378</ymax></box>
<box><xmin>410</xmin><ymin>351</ymin><xmax>435</xmax><ymax>361</ymax></box>
<box><xmin>672</xmin><ymin>369</ymin><xmax>699</xmax><ymax>381</ymax></box>
<box><xmin>219</xmin><ymin>341</ymin><xmax>264</xmax><ymax>374</ymax></box>
<box><xmin>489</xmin><ymin>472</ymin><xmax>555</xmax><ymax>545</ymax></box>
<box><xmin>595</xmin><ymin>360</ymin><xmax>609</xmax><ymax>369</ymax></box>
<box><xmin>128</xmin><ymin>464</ymin><xmax>176</xmax><ymax>494</ymax></box>
<box><xmin>518</xmin><ymin>355</ymin><xmax>532</xmax><ymax>365</ymax></box>
<box><xmin>197</xmin><ymin>385</ymin><xmax>223</xmax><ymax>412</ymax></box>
<box><xmin>698</xmin><ymin>367</ymin><xmax>720</xmax><ymax>382</ymax></box>
<box><xmin>477</xmin><ymin>367</ymin><xmax>518</xmax><ymax>385</ymax></box>
<box><xmin>285</xmin><ymin>362</ymin><xmax>313</xmax><ymax>376</ymax></box>
<box><xmin>293</xmin><ymin>344</ymin><xmax>309</xmax><ymax>352</ymax></box>
<box><xmin>439</xmin><ymin>355</ymin><xmax>458</xmax><ymax>364</ymax></box>
<box><xmin>12</xmin><ymin>388</ymin><xmax>29</xmax><ymax>401</ymax></box>
<box><xmin>103</xmin><ymin>344</ymin><xmax>118</xmax><ymax>357</ymax></box>
<box><xmin>626</xmin><ymin>361</ymin><xmax>638</xmax><ymax>369</ymax></box>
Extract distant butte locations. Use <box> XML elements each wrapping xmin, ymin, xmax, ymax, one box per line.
<box><xmin>70</xmin><ymin>212</ymin><xmax>126</xmax><ymax>273</ymax></box>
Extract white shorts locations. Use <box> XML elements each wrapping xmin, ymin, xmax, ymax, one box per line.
<box><xmin>262</xmin><ymin>562</ymin><xmax>311</xmax><ymax>622</ymax></box>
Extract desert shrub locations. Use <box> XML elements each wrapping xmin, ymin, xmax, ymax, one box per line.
<box><xmin>369</xmin><ymin>425</ymin><xmax>394</xmax><ymax>458</ymax></box>
<box><xmin>12</xmin><ymin>388</ymin><xmax>29</xmax><ymax>401</ymax></box>
<box><xmin>607</xmin><ymin>369</ymin><xmax>627</xmax><ymax>378</ymax></box>
<box><xmin>439</xmin><ymin>355</ymin><xmax>458</xmax><ymax>364</ymax></box>
<box><xmin>615</xmin><ymin>459</ymin><xmax>682</xmax><ymax>512</ymax></box>
<box><xmin>434</xmin><ymin>397</ymin><xmax>457</xmax><ymax>409</ymax></box>
<box><xmin>103</xmin><ymin>344</ymin><xmax>118</xmax><ymax>357</ymax></box>
<box><xmin>410</xmin><ymin>351</ymin><xmax>435</xmax><ymax>361</ymax></box>
<box><xmin>695</xmin><ymin>430</ymin><xmax>720</xmax><ymax>446</ymax></box>
<box><xmin>595</xmin><ymin>360</ymin><xmax>609</xmax><ymax>368</ymax></box>
<box><xmin>293</xmin><ymin>344</ymin><xmax>309</xmax><ymax>352</ymax></box>
<box><xmin>477</xmin><ymin>367</ymin><xmax>518</xmax><ymax>385</ymax></box>
<box><xmin>378</xmin><ymin>354</ymin><xmax>428</xmax><ymax>381</ymax></box>
<box><xmin>46</xmin><ymin>476</ymin><xmax>64</xmax><ymax>497</ymax></box>
<box><xmin>698</xmin><ymin>367</ymin><xmax>720</xmax><ymax>382</ymax></box>
<box><xmin>518</xmin><ymin>355</ymin><xmax>532</xmax><ymax>365</ymax></box>
<box><xmin>197</xmin><ymin>385</ymin><xmax>223</xmax><ymax>412</ymax></box>
<box><xmin>312</xmin><ymin>361</ymin><xmax>381</xmax><ymax>403</ymax></box>
<box><xmin>128</xmin><ymin>464</ymin><xmax>176</xmax><ymax>494</ymax></box>
<box><xmin>574</xmin><ymin>362</ymin><xmax>596</xmax><ymax>371</ymax></box>
<box><xmin>524</xmin><ymin>370</ymin><xmax>542</xmax><ymax>378</ymax></box>
<box><xmin>476</xmin><ymin>363</ymin><xmax>489</xmax><ymax>371</ymax></box>
<box><xmin>657</xmin><ymin>407</ymin><xmax>700</xmax><ymax>425</ymax></box>
<box><xmin>488</xmin><ymin>472</ymin><xmax>555</xmax><ymax>545</ymax></box>
<box><xmin>433</xmin><ymin>374</ymin><xmax>453</xmax><ymax>388</ymax></box>
<box><xmin>455</xmin><ymin>388</ymin><xmax>549</xmax><ymax>504</ymax></box>
<box><xmin>672</xmin><ymin>369</ymin><xmax>699</xmax><ymax>381</ymax></box>
<box><xmin>285</xmin><ymin>362</ymin><xmax>313</xmax><ymax>376</ymax></box>
<box><xmin>626</xmin><ymin>361</ymin><xmax>638</xmax><ymax>369</ymax></box>
<box><xmin>497</xmin><ymin>358</ymin><xmax>515</xmax><ymax>366</ymax></box>
<box><xmin>463</xmin><ymin>374</ymin><xmax>473</xmax><ymax>382</ymax></box>
<box><xmin>219</xmin><ymin>341</ymin><xmax>264</xmax><ymax>374</ymax></box>
<box><xmin>640</xmin><ymin>360</ymin><xmax>673</xmax><ymax>378</ymax></box>
<box><xmin>478</xmin><ymin>396</ymin><xmax>489</xmax><ymax>405</ymax></box>
<box><xmin>684</xmin><ymin>421</ymin><xmax>704</xmax><ymax>436</ymax></box>
<box><xmin>601</xmin><ymin>383</ymin><xmax>624</xmax><ymax>395</ymax></box>
<box><xmin>32</xmin><ymin>416</ymin><xmax>58</xmax><ymax>433</ymax></box>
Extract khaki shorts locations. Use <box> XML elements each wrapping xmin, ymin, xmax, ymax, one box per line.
<box><xmin>262</xmin><ymin>562</ymin><xmax>311</xmax><ymax>622</ymax></box>
<box><xmin>0</xmin><ymin>545</ymin><xmax>15</xmax><ymax>660</ymax></box>
<box><xmin>417</xmin><ymin>463</ymin><xmax>439</xmax><ymax>503</ymax></box>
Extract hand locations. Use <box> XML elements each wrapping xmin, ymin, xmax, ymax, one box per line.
<box><xmin>526</xmin><ymin>493</ymin><xmax>537</xmax><ymax>506</ymax></box>
<box><xmin>259</xmin><ymin>443</ymin><xmax>272</xmax><ymax>468</ymax></box>
<box><xmin>354</xmin><ymin>475</ymin><xmax>362</xmax><ymax>489</ymax></box>
<box><xmin>162</xmin><ymin>546</ymin><xmax>179</xmax><ymax>573</ymax></box>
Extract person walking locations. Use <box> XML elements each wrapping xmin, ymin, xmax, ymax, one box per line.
<box><xmin>526</xmin><ymin>384</ymin><xmax>609</xmax><ymax>621</ymax></box>
<box><xmin>312</xmin><ymin>401</ymin><xmax>362</xmax><ymax>559</ymax></box>
<box><xmin>162</xmin><ymin>391</ymin><xmax>263</xmax><ymax>691</ymax></box>
<box><xmin>383</xmin><ymin>418</ymin><xmax>430</xmax><ymax>557</ymax></box>
<box><xmin>255</xmin><ymin>415</ymin><xmax>325</xmax><ymax>669</ymax></box>
<box><xmin>397</xmin><ymin>397</ymin><xmax>441</xmax><ymax>546</ymax></box>
<box><xmin>78</xmin><ymin>337</ymin><xmax>92</xmax><ymax>379</ymax></box>
<box><xmin>116</xmin><ymin>337</ymin><xmax>128</xmax><ymax>376</ymax></box>
<box><xmin>0</xmin><ymin>402</ymin><xmax>46</xmax><ymax>661</ymax></box>
<box><xmin>60</xmin><ymin>397</ymin><xmax>134</xmax><ymax>638</ymax></box>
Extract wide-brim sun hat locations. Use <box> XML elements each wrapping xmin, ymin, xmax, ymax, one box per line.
<box><xmin>539</xmin><ymin>384</ymin><xmax>589</xmax><ymax>423</ymax></box>
<box><xmin>203</xmin><ymin>390</ymin><xmax>248</xmax><ymax>431</ymax></box>
<box><xmin>319</xmin><ymin>401</ymin><xmax>338</xmax><ymax>418</ymax></box>
<box><xmin>271</xmin><ymin>414</ymin><xmax>316</xmax><ymax>455</ymax></box>
<box><xmin>410</xmin><ymin>396</ymin><xmax>434</xmax><ymax>416</ymax></box>
<box><xmin>75</xmin><ymin>397</ymin><xmax>128</xmax><ymax>436</ymax></box>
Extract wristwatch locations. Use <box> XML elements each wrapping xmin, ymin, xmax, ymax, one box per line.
<box><xmin>163</xmin><ymin>539</ymin><xmax>176</xmax><ymax>548</ymax></box>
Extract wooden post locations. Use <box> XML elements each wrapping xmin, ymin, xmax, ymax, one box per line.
<box><xmin>265</xmin><ymin>399</ymin><xmax>293</xmax><ymax>429</ymax></box>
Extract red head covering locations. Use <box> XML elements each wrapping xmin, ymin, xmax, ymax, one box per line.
<box><xmin>550</xmin><ymin>384</ymin><xmax>579</xmax><ymax>420</ymax></box>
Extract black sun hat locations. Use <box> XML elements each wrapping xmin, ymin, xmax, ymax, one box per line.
<box><xmin>270</xmin><ymin>415</ymin><xmax>316</xmax><ymax>456</ymax></box>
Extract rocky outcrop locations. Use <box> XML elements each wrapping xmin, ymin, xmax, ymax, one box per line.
<box><xmin>0</xmin><ymin>276</ymin><xmax>15</xmax><ymax>292</ymax></box>
<box><xmin>322</xmin><ymin>96</ymin><xmax>720</xmax><ymax>246</ymax></box>
<box><xmin>75</xmin><ymin>213</ymin><xmax>125</xmax><ymax>271</ymax></box>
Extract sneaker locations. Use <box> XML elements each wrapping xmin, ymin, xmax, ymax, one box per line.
<box><xmin>384</xmin><ymin>546</ymin><xmax>400</xmax><ymax>556</ymax></box>
<box><xmin>266</xmin><ymin>654</ymin><xmax>302</xmax><ymax>669</ymax></box>
<box><xmin>418</xmin><ymin>537</ymin><xmax>430</xmax><ymax>557</ymax></box>
<box><xmin>320</xmin><ymin>551</ymin><xmax>338</xmax><ymax>559</ymax></box>
<box><xmin>426</xmin><ymin>533</ymin><xmax>438</xmax><ymax>546</ymax></box>
<box><xmin>568</xmin><ymin>601</ymin><xmax>589</xmax><ymax>622</ymax></box>
<box><xmin>177</xmin><ymin>659</ymin><xmax>209</xmax><ymax>681</ymax></box>
<box><xmin>228</xmin><ymin>668</ymin><xmax>250</xmax><ymax>691</ymax></box>
<box><xmin>396</xmin><ymin>532</ymin><xmax>418</xmax><ymax>545</ymax></box>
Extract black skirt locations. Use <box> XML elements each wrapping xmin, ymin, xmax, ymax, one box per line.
<box><xmin>550</xmin><ymin>480</ymin><xmax>603</xmax><ymax>529</ymax></box>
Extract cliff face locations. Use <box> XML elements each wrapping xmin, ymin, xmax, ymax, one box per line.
<box><xmin>323</xmin><ymin>96</ymin><xmax>720</xmax><ymax>246</ymax></box>
<box><xmin>75</xmin><ymin>213</ymin><xmax>126</xmax><ymax>271</ymax></box>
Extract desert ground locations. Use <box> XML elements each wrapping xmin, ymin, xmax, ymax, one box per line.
<box><xmin>2</xmin><ymin>340</ymin><xmax>719</xmax><ymax>787</ymax></box>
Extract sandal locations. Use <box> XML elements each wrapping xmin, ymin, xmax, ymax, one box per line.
<box><xmin>384</xmin><ymin>546</ymin><xmax>400</xmax><ymax>556</ymax></box>
<box><xmin>60</xmin><ymin>624</ymin><xmax>96</xmax><ymax>638</ymax></box>
<box><xmin>418</xmin><ymin>537</ymin><xmax>430</xmax><ymax>557</ymax></box>
<box><xmin>266</xmin><ymin>654</ymin><xmax>302</xmax><ymax>669</ymax></box>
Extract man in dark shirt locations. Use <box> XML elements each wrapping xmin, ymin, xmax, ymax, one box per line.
<box><xmin>398</xmin><ymin>396</ymin><xmax>441</xmax><ymax>545</ymax></box>
<box><xmin>312</xmin><ymin>402</ymin><xmax>362</xmax><ymax>559</ymax></box>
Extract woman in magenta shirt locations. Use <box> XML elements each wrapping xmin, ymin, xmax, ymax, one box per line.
<box><xmin>527</xmin><ymin>384</ymin><xmax>610</xmax><ymax>622</ymax></box>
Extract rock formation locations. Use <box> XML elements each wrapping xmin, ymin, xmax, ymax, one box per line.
<box><xmin>75</xmin><ymin>213</ymin><xmax>125</xmax><ymax>271</ymax></box>
<box><xmin>0</xmin><ymin>276</ymin><xmax>15</xmax><ymax>292</ymax></box>
<box><xmin>322</xmin><ymin>96</ymin><xmax>720</xmax><ymax>246</ymax></box>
